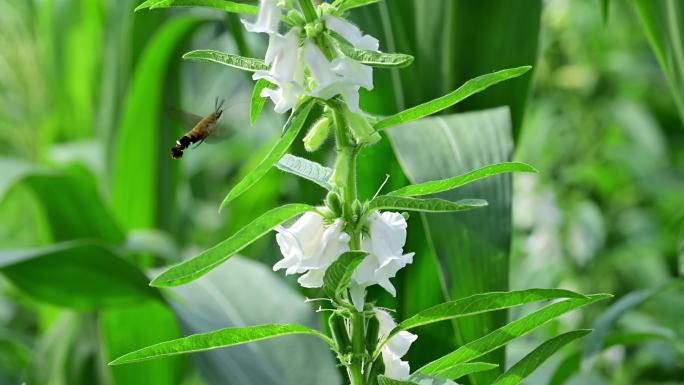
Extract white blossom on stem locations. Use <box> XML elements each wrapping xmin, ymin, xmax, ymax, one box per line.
<box><xmin>241</xmin><ymin>0</ymin><xmax>281</xmax><ymax>34</ymax></box>
<box><xmin>273</xmin><ymin>211</ymin><xmax>350</xmax><ymax>287</ymax></box>
<box><xmin>375</xmin><ymin>308</ymin><xmax>417</xmax><ymax>380</ymax></box>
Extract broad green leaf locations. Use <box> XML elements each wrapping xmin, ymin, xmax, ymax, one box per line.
<box><xmin>336</xmin><ymin>0</ymin><xmax>382</xmax><ymax>12</ymax></box>
<box><xmin>183</xmin><ymin>50</ymin><xmax>268</xmax><ymax>72</ymax></box>
<box><xmin>396</xmin><ymin>289</ymin><xmax>587</xmax><ymax>333</ymax></box>
<box><xmin>110</xmin><ymin>324</ymin><xmax>330</xmax><ymax>365</ymax></box>
<box><xmin>112</xmin><ymin>17</ymin><xmax>203</xmax><ymax>230</ymax></box>
<box><xmin>323</xmin><ymin>251</ymin><xmax>369</xmax><ymax>299</ymax></box>
<box><xmin>219</xmin><ymin>98</ymin><xmax>316</xmax><ymax>210</ymax></box>
<box><xmin>491</xmin><ymin>330</ymin><xmax>591</xmax><ymax>385</ymax></box>
<box><xmin>328</xmin><ymin>33</ymin><xmax>414</xmax><ymax>68</ymax></box>
<box><xmin>276</xmin><ymin>154</ymin><xmax>334</xmax><ymax>190</ymax></box>
<box><xmin>417</xmin><ymin>362</ymin><xmax>498</xmax><ymax>381</ymax></box>
<box><xmin>417</xmin><ymin>294</ymin><xmax>611</xmax><ymax>375</ymax></box>
<box><xmin>251</xmin><ymin>78</ymin><xmax>276</xmax><ymax>125</ymax></box>
<box><xmin>150</xmin><ymin>203</ymin><xmax>314</xmax><ymax>287</ymax></box>
<box><xmin>374</xmin><ymin>66</ymin><xmax>531</xmax><ymax>131</ymax></box>
<box><xmin>387</xmin><ymin>162</ymin><xmax>537</xmax><ymax>197</ymax></box>
<box><xmin>0</xmin><ymin>241</ymin><xmax>159</xmax><ymax>310</ymax></box>
<box><xmin>368</xmin><ymin>196</ymin><xmax>487</xmax><ymax>213</ymax></box>
<box><xmin>136</xmin><ymin>0</ymin><xmax>258</xmax><ymax>14</ymax></box>
<box><xmin>169</xmin><ymin>257</ymin><xmax>341</xmax><ymax>385</ymax></box>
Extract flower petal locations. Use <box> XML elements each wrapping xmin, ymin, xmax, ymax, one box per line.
<box><xmin>324</xmin><ymin>15</ymin><xmax>379</xmax><ymax>51</ymax></box>
<box><xmin>241</xmin><ymin>0</ymin><xmax>281</xmax><ymax>34</ymax></box>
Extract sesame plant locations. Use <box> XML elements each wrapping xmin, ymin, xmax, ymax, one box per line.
<box><xmin>111</xmin><ymin>1</ymin><xmax>611</xmax><ymax>384</ymax></box>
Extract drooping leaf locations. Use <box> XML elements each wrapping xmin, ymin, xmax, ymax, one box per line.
<box><xmin>374</xmin><ymin>67</ymin><xmax>531</xmax><ymax>131</ymax></box>
<box><xmin>136</xmin><ymin>0</ymin><xmax>258</xmax><ymax>14</ymax></box>
<box><xmin>183</xmin><ymin>50</ymin><xmax>268</xmax><ymax>72</ymax></box>
<box><xmin>110</xmin><ymin>324</ymin><xmax>331</xmax><ymax>365</ymax></box>
<box><xmin>386</xmin><ymin>162</ymin><xmax>537</xmax><ymax>198</ymax></box>
<box><xmin>0</xmin><ymin>241</ymin><xmax>159</xmax><ymax>310</ymax></box>
<box><xmin>170</xmin><ymin>257</ymin><xmax>341</xmax><ymax>385</ymax></box>
<box><xmin>417</xmin><ymin>294</ymin><xmax>611</xmax><ymax>375</ymax></box>
<box><xmin>219</xmin><ymin>98</ymin><xmax>316</xmax><ymax>210</ymax></box>
<box><xmin>414</xmin><ymin>362</ymin><xmax>498</xmax><ymax>382</ymax></box>
<box><xmin>251</xmin><ymin>78</ymin><xmax>276</xmax><ymax>125</ymax></box>
<box><xmin>276</xmin><ymin>154</ymin><xmax>334</xmax><ymax>190</ymax></box>
<box><xmin>396</xmin><ymin>289</ymin><xmax>587</xmax><ymax>334</ymax></box>
<box><xmin>491</xmin><ymin>330</ymin><xmax>591</xmax><ymax>385</ymax></box>
<box><xmin>328</xmin><ymin>32</ymin><xmax>414</xmax><ymax>68</ymax></box>
<box><xmin>323</xmin><ymin>251</ymin><xmax>369</xmax><ymax>299</ymax></box>
<box><xmin>367</xmin><ymin>196</ymin><xmax>487</xmax><ymax>213</ymax></box>
<box><xmin>150</xmin><ymin>203</ymin><xmax>315</xmax><ymax>287</ymax></box>
<box><xmin>336</xmin><ymin>0</ymin><xmax>382</xmax><ymax>12</ymax></box>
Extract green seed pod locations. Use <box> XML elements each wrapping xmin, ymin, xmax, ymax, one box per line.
<box><xmin>328</xmin><ymin>312</ymin><xmax>351</xmax><ymax>353</ymax></box>
<box><xmin>303</xmin><ymin>116</ymin><xmax>332</xmax><ymax>152</ymax></box>
<box><xmin>365</xmin><ymin>313</ymin><xmax>380</xmax><ymax>355</ymax></box>
<box><xmin>343</xmin><ymin>107</ymin><xmax>381</xmax><ymax>146</ymax></box>
<box><xmin>325</xmin><ymin>191</ymin><xmax>343</xmax><ymax>217</ymax></box>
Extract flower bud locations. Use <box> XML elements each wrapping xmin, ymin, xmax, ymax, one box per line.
<box><xmin>303</xmin><ymin>116</ymin><xmax>332</xmax><ymax>152</ymax></box>
<box><xmin>351</xmin><ymin>199</ymin><xmax>363</xmax><ymax>222</ymax></box>
<box><xmin>325</xmin><ymin>191</ymin><xmax>343</xmax><ymax>217</ymax></box>
<box><xmin>286</xmin><ymin>9</ymin><xmax>306</xmax><ymax>26</ymax></box>
<box><xmin>401</xmin><ymin>212</ymin><xmax>410</xmax><ymax>221</ymax></box>
<box><xmin>343</xmin><ymin>107</ymin><xmax>381</xmax><ymax>146</ymax></box>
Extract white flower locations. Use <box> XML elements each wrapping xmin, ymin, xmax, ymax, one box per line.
<box><xmin>241</xmin><ymin>0</ymin><xmax>281</xmax><ymax>34</ymax></box>
<box><xmin>350</xmin><ymin>212</ymin><xmax>414</xmax><ymax>311</ymax></box>
<box><xmin>324</xmin><ymin>15</ymin><xmax>379</xmax><ymax>51</ymax></box>
<box><xmin>273</xmin><ymin>211</ymin><xmax>350</xmax><ymax>287</ymax></box>
<box><xmin>375</xmin><ymin>308</ymin><xmax>417</xmax><ymax>380</ymax></box>
<box><xmin>254</xmin><ymin>29</ymin><xmax>305</xmax><ymax>113</ymax></box>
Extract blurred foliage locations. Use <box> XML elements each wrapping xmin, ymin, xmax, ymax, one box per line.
<box><xmin>0</xmin><ymin>0</ymin><xmax>683</xmax><ymax>384</ymax></box>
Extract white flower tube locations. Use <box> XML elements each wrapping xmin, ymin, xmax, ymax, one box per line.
<box><xmin>350</xmin><ymin>212</ymin><xmax>414</xmax><ymax>311</ymax></box>
<box><xmin>375</xmin><ymin>309</ymin><xmax>417</xmax><ymax>380</ymax></box>
<box><xmin>241</xmin><ymin>0</ymin><xmax>281</xmax><ymax>34</ymax></box>
<box><xmin>324</xmin><ymin>15</ymin><xmax>379</xmax><ymax>51</ymax></box>
<box><xmin>273</xmin><ymin>212</ymin><xmax>350</xmax><ymax>287</ymax></box>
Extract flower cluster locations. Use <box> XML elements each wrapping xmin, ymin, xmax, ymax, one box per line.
<box><xmin>242</xmin><ymin>0</ymin><xmax>377</xmax><ymax>113</ymax></box>
<box><xmin>375</xmin><ymin>309</ymin><xmax>418</xmax><ymax>379</ymax></box>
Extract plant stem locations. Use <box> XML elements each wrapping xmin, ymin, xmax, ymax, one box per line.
<box><xmin>349</xmin><ymin>311</ymin><xmax>366</xmax><ymax>385</ymax></box>
<box><xmin>298</xmin><ymin>0</ymin><xmax>318</xmax><ymax>22</ymax></box>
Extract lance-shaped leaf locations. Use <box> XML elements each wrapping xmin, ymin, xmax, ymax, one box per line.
<box><xmin>220</xmin><ymin>98</ymin><xmax>316</xmax><ymax>210</ymax></box>
<box><xmin>323</xmin><ymin>251</ymin><xmax>369</xmax><ymax>299</ymax></box>
<box><xmin>335</xmin><ymin>0</ymin><xmax>382</xmax><ymax>12</ymax></box>
<box><xmin>136</xmin><ymin>0</ymin><xmax>258</xmax><ymax>14</ymax></box>
<box><xmin>328</xmin><ymin>32</ymin><xmax>414</xmax><ymax>68</ymax></box>
<box><xmin>374</xmin><ymin>66</ymin><xmax>532</xmax><ymax>131</ymax></box>
<box><xmin>395</xmin><ymin>289</ymin><xmax>587</xmax><ymax>334</ymax></box>
<box><xmin>183</xmin><ymin>50</ymin><xmax>268</xmax><ymax>72</ymax></box>
<box><xmin>416</xmin><ymin>294</ymin><xmax>611</xmax><ymax>375</ymax></box>
<box><xmin>368</xmin><ymin>196</ymin><xmax>487</xmax><ymax>214</ymax></box>
<box><xmin>251</xmin><ymin>79</ymin><xmax>276</xmax><ymax>125</ymax></box>
<box><xmin>491</xmin><ymin>330</ymin><xmax>591</xmax><ymax>385</ymax></box>
<box><xmin>150</xmin><ymin>204</ymin><xmax>314</xmax><ymax>287</ymax></box>
<box><xmin>377</xmin><ymin>376</ymin><xmax>419</xmax><ymax>385</ymax></box>
<box><xmin>110</xmin><ymin>324</ymin><xmax>331</xmax><ymax>365</ymax></box>
<box><xmin>413</xmin><ymin>362</ymin><xmax>498</xmax><ymax>382</ymax></box>
<box><xmin>276</xmin><ymin>154</ymin><xmax>334</xmax><ymax>190</ymax></box>
<box><xmin>387</xmin><ymin>162</ymin><xmax>537</xmax><ymax>197</ymax></box>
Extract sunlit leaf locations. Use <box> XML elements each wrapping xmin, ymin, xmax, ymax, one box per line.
<box><xmin>183</xmin><ymin>50</ymin><xmax>268</xmax><ymax>72</ymax></box>
<box><xmin>110</xmin><ymin>323</ymin><xmax>332</xmax><ymax>365</ymax></box>
<box><xmin>336</xmin><ymin>0</ymin><xmax>382</xmax><ymax>12</ymax></box>
<box><xmin>368</xmin><ymin>196</ymin><xmax>487</xmax><ymax>213</ymax></box>
<box><xmin>414</xmin><ymin>362</ymin><xmax>498</xmax><ymax>382</ymax></box>
<box><xmin>136</xmin><ymin>0</ymin><xmax>258</xmax><ymax>14</ymax></box>
<box><xmin>150</xmin><ymin>203</ymin><xmax>314</xmax><ymax>287</ymax></box>
<box><xmin>328</xmin><ymin>32</ymin><xmax>414</xmax><ymax>68</ymax></box>
<box><xmin>377</xmin><ymin>376</ymin><xmax>418</xmax><ymax>385</ymax></box>
<box><xmin>387</xmin><ymin>162</ymin><xmax>537</xmax><ymax>197</ymax></box>
<box><xmin>417</xmin><ymin>294</ymin><xmax>611</xmax><ymax>375</ymax></box>
<box><xmin>219</xmin><ymin>98</ymin><xmax>316</xmax><ymax>210</ymax></box>
<box><xmin>323</xmin><ymin>251</ymin><xmax>368</xmax><ymax>299</ymax></box>
<box><xmin>251</xmin><ymin>78</ymin><xmax>275</xmax><ymax>125</ymax></box>
<box><xmin>375</xmin><ymin>66</ymin><xmax>531</xmax><ymax>131</ymax></box>
<box><xmin>491</xmin><ymin>330</ymin><xmax>591</xmax><ymax>385</ymax></box>
<box><xmin>276</xmin><ymin>154</ymin><xmax>334</xmax><ymax>190</ymax></box>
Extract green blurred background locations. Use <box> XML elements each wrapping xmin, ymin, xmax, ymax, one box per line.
<box><xmin>0</xmin><ymin>0</ymin><xmax>683</xmax><ymax>384</ymax></box>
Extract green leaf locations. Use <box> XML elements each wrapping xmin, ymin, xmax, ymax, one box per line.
<box><xmin>396</xmin><ymin>289</ymin><xmax>587</xmax><ymax>333</ymax></box>
<box><xmin>219</xmin><ymin>98</ymin><xmax>316</xmax><ymax>210</ymax></box>
<box><xmin>251</xmin><ymin>78</ymin><xmax>275</xmax><ymax>125</ymax></box>
<box><xmin>377</xmin><ymin>376</ymin><xmax>418</xmax><ymax>385</ymax></box>
<box><xmin>0</xmin><ymin>241</ymin><xmax>159</xmax><ymax>310</ymax></box>
<box><xmin>275</xmin><ymin>154</ymin><xmax>334</xmax><ymax>190</ymax></box>
<box><xmin>169</xmin><ymin>257</ymin><xmax>341</xmax><ymax>385</ymax></box>
<box><xmin>183</xmin><ymin>50</ymin><xmax>268</xmax><ymax>72</ymax></box>
<box><xmin>415</xmin><ymin>362</ymin><xmax>498</xmax><ymax>381</ymax></box>
<box><xmin>323</xmin><ymin>251</ymin><xmax>369</xmax><ymax>299</ymax></box>
<box><xmin>368</xmin><ymin>196</ymin><xmax>487</xmax><ymax>213</ymax></box>
<box><xmin>136</xmin><ymin>0</ymin><xmax>258</xmax><ymax>14</ymax></box>
<box><xmin>110</xmin><ymin>324</ymin><xmax>330</xmax><ymax>365</ymax></box>
<box><xmin>150</xmin><ymin>203</ymin><xmax>314</xmax><ymax>287</ymax></box>
<box><xmin>387</xmin><ymin>162</ymin><xmax>537</xmax><ymax>197</ymax></box>
<box><xmin>417</xmin><ymin>294</ymin><xmax>611</xmax><ymax>375</ymax></box>
<box><xmin>328</xmin><ymin>32</ymin><xmax>414</xmax><ymax>68</ymax></box>
<box><xmin>491</xmin><ymin>330</ymin><xmax>590</xmax><ymax>385</ymax></box>
<box><xmin>375</xmin><ymin>66</ymin><xmax>531</xmax><ymax>131</ymax></box>
<box><xmin>336</xmin><ymin>0</ymin><xmax>382</xmax><ymax>12</ymax></box>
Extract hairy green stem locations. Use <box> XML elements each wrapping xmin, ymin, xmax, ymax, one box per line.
<box><xmin>298</xmin><ymin>0</ymin><xmax>318</xmax><ymax>22</ymax></box>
